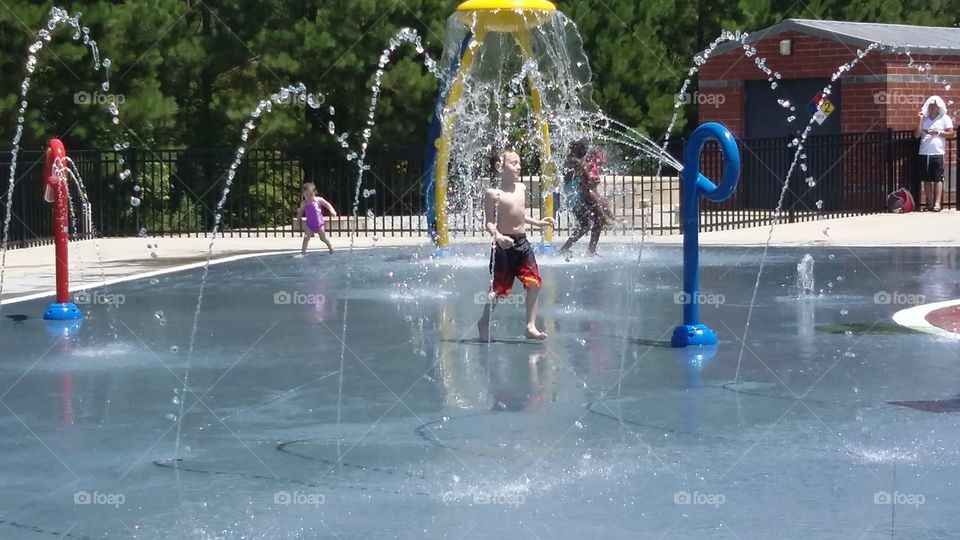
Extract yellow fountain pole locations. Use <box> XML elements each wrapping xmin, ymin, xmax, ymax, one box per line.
<box><xmin>434</xmin><ymin>28</ymin><xmax>486</xmax><ymax>248</ymax></box>
<box><xmin>433</xmin><ymin>0</ymin><xmax>558</xmax><ymax>248</ymax></box>
<box><xmin>516</xmin><ymin>27</ymin><xmax>555</xmax><ymax>242</ymax></box>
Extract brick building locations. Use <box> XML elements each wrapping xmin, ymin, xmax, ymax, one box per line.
<box><xmin>697</xmin><ymin>19</ymin><xmax>960</xmax><ymax>138</ymax></box>
<box><xmin>696</xmin><ymin>19</ymin><xmax>960</xmax><ymax>210</ymax></box>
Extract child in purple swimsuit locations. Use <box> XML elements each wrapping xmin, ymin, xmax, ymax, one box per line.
<box><xmin>297</xmin><ymin>182</ymin><xmax>337</xmax><ymax>255</ymax></box>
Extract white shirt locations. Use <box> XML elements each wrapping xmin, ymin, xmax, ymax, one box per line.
<box><xmin>919</xmin><ymin>114</ymin><xmax>953</xmax><ymax>155</ymax></box>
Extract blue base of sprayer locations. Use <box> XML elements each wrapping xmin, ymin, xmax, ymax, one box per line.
<box><xmin>43</xmin><ymin>302</ymin><xmax>83</xmax><ymax>321</ymax></box>
<box><xmin>671</xmin><ymin>324</ymin><xmax>718</xmax><ymax>347</ymax></box>
<box><xmin>533</xmin><ymin>243</ymin><xmax>557</xmax><ymax>256</ymax></box>
<box><xmin>431</xmin><ymin>247</ymin><xmax>454</xmax><ymax>258</ymax></box>
<box><xmin>44</xmin><ymin>318</ymin><xmax>83</xmax><ymax>339</ymax></box>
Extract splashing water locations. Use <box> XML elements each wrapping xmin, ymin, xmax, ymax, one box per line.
<box><xmin>61</xmin><ymin>158</ymin><xmax>118</xmax><ymax>337</ymax></box>
<box><xmin>796</xmin><ymin>254</ymin><xmax>815</xmax><ymax>298</ymax></box>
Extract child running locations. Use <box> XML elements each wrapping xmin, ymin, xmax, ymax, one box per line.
<box><xmin>296</xmin><ymin>182</ymin><xmax>337</xmax><ymax>256</ymax></box>
<box><xmin>477</xmin><ymin>148</ymin><xmax>554</xmax><ymax>341</ymax></box>
<box><xmin>583</xmin><ymin>148</ymin><xmax>617</xmax><ymax>227</ymax></box>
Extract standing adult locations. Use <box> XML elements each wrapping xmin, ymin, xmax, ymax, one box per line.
<box><xmin>915</xmin><ymin>95</ymin><xmax>955</xmax><ymax>212</ymax></box>
<box><xmin>558</xmin><ymin>140</ymin><xmax>605</xmax><ymax>255</ymax></box>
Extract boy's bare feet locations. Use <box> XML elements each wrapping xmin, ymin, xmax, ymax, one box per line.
<box><xmin>525</xmin><ymin>325</ymin><xmax>548</xmax><ymax>340</ymax></box>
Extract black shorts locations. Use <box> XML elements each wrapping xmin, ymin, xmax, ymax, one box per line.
<box><xmin>489</xmin><ymin>234</ymin><xmax>541</xmax><ymax>297</ymax></box>
<box><xmin>920</xmin><ymin>154</ymin><xmax>944</xmax><ymax>183</ymax></box>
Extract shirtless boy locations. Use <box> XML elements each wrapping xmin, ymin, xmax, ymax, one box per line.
<box><xmin>477</xmin><ymin>148</ymin><xmax>554</xmax><ymax>341</ymax></box>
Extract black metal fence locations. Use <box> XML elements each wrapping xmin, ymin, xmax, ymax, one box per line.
<box><xmin>1</xmin><ymin>130</ymin><xmax>953</xmax><ymax>249</ymax></box>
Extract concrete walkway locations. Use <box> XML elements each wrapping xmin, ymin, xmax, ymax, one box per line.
<box><xmin>2</xmin><ymin>211</ymin><xmax>958</xmax><ymax>302</ymax></box>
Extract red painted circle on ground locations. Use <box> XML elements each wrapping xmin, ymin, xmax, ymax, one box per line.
<box><xmin>925</xmin><ymin>305</ymin><xmax>960</xmax><ymax>335</ymax></box>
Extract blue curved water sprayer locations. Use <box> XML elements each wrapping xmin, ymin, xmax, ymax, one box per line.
<box><xmin>671</xmin><ymin>122</ymin><xmax>740</xmax><ymax>348</ymax></box>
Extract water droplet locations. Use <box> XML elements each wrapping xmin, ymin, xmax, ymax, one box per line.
<box><xmin>166</xmin><ymin>413</ymin><xmax>177</xmax><ymax>421</ymax></box>
<box><xmin>815</xmin><ymin>200</ymin><xmax>824</xmax><ymax>209</ymax></box>
<box><xmin>822</xmin><ymin>227</ymin><xmax>831</xmax><ymax>237</ymax></box>
<box><xmin>151</xmin><ymin>252</ymin><xmax>158</xmax><ymax>259</ymax></box>
<box><xmin>170</xmin><ymin>345</ymin><xmax>179</xmax><ymax>353</ymax></box>
<box><xmin>130</xmin><ymin>197</ymin><xmax>141</xmax><ymax>207</ymax></box>
<box><xmin>840</xmin><ymin>309</ymin><xmax>849</xmax><ymax>316</ymax></box>
<box><xmin>138</xmin><ymin>227</ymin><xmax>147</xmax><ymax>237</ymax></box>
<box><xmin>828</xmin><ymin>254</ymin><xmax>835</xmax><ymax>260</ymax></box>
<box><xmin>327</xmin><ymin>121</ymin><xmax>335</xmax><ymax>135</ymax></box>
<box><xmin>844</xmin><ymin>351</ymin><xmax>856</xmax><ymax>358</ymax></box>
<box><xmin>172</xmin><ymin>396</ymin><xmax>180</xmax><ymax>405</ymax></box>
<box><xmin>366</xmin><ymin>210</ymin><xmax>375</xmax><ymax>218</ymax></box>
<box><xmin>150</xmin><ymin>278</ymin><xmax>160</xmax><ymax>285</ymax></box>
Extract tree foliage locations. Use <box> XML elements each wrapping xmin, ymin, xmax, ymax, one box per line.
<box><xmin>3</xmin><ymin>0</ymin><xmax>960</xmax><ymax>151</ymax></box>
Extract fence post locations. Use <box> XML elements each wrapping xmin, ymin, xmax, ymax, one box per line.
<box><xmin>885</xmin><ymin>128</ymin><xmax>895</xmax><ymax>208</ymax></box>
<box><xmin>786</xmin><ymin>136</ymin><xmax>796</xmax><ymax>224</ymax></box>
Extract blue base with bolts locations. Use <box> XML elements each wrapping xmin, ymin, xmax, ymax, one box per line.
<box><xmin>43</xmin><ymin>302</ymin><xmax>83</xmax><ymax>321</ymax></box>
<box><xmin>431</xmin><ymin>247</ymin><xmax>454</xmax><ymax>258</ymax></box>
<box><xmin>44</xmin><ymin>318</ymin><xmax>83</xmax><ymax>339</ymax></box>
<box><xmin>671</xmin><ymin>324</ymin><xmax>718</xmax><ymax>347</ymax></box>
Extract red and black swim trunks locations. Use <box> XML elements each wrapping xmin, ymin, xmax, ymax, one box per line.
<box><xmin>489</xmin><ymin>234</ymin><xmax>542</xmax><ymax>297</ymax></box>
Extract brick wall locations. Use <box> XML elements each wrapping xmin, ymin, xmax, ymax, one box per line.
<box><xmin>698</xmin><ymin>32</ymin><xmax>960</xmax><ymax>136</ymax></box>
